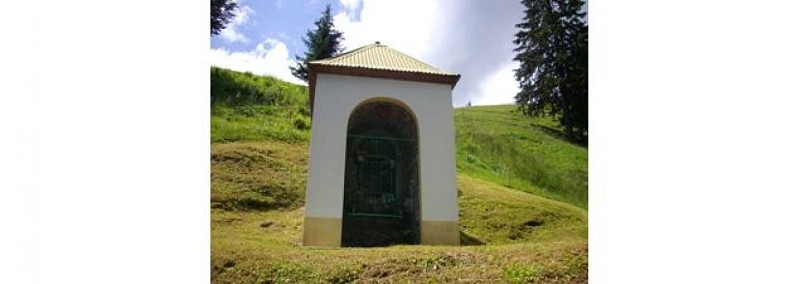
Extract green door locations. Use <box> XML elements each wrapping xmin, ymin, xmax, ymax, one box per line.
<box><xmin>345</xmin><ymin>136</ymin><xmax>400</xmax><ymax>219</ymax></box>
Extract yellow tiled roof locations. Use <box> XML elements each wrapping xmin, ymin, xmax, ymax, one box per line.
<box><xmin>309</xmin><ymin>42</ymin><xmax>458</xmax><ymax>76</ymax></box>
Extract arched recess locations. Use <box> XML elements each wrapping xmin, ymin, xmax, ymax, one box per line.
<box><xmin>341</xmin><ymin>98</ymin><xmax>420</xmax><ymax>247</ymax></box>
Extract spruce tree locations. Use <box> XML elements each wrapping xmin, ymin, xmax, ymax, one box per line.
<box><xmin>211</xmin><ymin>0</ymin><xmax>238</xmax><ymax>35</ymax></box>
<box><xmin>290</xmin><ymin>4</ymin><xmax>344</xmax><ymax>82</ymax></box>
<box><xmin>513</xmin><ymin>0</ymin><xmax>588</xmax><ymax>144</ymax></box>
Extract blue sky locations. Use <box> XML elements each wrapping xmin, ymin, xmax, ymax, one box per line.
<box><xmin>210</xmin><ymin>0</ymin><xmax>524</xmax><ymax>106</ymax></box>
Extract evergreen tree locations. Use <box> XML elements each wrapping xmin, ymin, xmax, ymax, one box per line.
<box><xmin>211</xmin><ymin>0</ymin><xmax>238</xmax><ymax>35</ymax></box>
<box><xmin>513</xmin><ymin>0</ymin><xmax>588</xmax><ymax>144</ymax></box>
<box><xmin>290</xmin><ymin>4</ymin><xmax>344</xmax><ymax>82</ymax></box>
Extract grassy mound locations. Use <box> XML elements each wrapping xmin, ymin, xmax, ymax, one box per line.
<box><xmin>211</xmin><ymin>141</ymin><xmax>308</xmax><ymax>210</ymax></box>
<box><xmin>458</xmin><ymin>175</ymin><xmax>587</xmax><ymax>245</ymax></box>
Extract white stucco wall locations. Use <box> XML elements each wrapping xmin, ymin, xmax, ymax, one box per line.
<box><xmin>304</xmin><ymin>73</ymin><xmax>458</xmax><ymax>222</ymax></box>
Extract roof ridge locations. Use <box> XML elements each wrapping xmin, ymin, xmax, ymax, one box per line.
<box><xmin>308</xmin><ymin>42</ymin><xmax>459</xmax><ymax>77</ymax></box>
<box><xmin>314</xmin><ymin>43</ymin><xmax>377</xmax><ymax>63</ymax></box>
<box><xmin>381</xmin><ymin>45</ymin><xmax>445</xmax><ymax>73</ymax></box>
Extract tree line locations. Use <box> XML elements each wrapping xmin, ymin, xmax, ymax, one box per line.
<box><xmin>514</xmin><ymin>0</ymin><xmax>588</xmax><ymax>145</ymax></box>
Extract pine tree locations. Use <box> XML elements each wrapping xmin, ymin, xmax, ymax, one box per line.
<box><xmin>290</xmin><ymin>4</ymin><xmax>345</xmax><ymax>82</ymax></box>
<box><xmin>211</xmin><ymin>0</ymin><xmax>238</xmax><ymax>35</ymax></box>
<box><xmin>513</xmin><ymin>0</ymin><xmax>588</xmax><ymax>144</ymax></box>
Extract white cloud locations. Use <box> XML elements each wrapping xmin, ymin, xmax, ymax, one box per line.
<box><xmin>333</xmin><ymin>0</ymin><xmax>443</xmax><ymax>62</ymax></box>
<box><xmin>332</xmin><ymin>0</ymin><xmax>522</xmax><ymax>106</ymax></box>
<box><xmin>219</xmin><ymin>5</ymin><xmax>255</xmax><ymax>43</ymax></box>
<box><xmin>475</xmin><ymin>62</ymin><xmax>518</xmax><ymax>106</ymax></box>
<box><xmin>338</xmin><ymin>0</ymin><xmax>361</xmax><ymax>14</ymax></box>
<box><xmin>210</xmin><ymin>38</ymin><xmax>306</xmax><ymax>85</ymax></box>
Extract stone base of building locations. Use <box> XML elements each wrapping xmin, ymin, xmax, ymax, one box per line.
<box><xmin>302</xmin><ymin>217</ymin><xmax>460</xmax><ymax>247</ymax></box>
<box><xmin>421</xmin><ymin>220</ymin><xmax>460</xmax><ymax>245</ymax></box>
<box><xmin>302</xmin><ymin>217</ymin><xmax>341</xmax><ymax>247</ymax></box>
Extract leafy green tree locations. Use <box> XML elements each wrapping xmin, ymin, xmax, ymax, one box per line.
<box><xmin>513</xmin><ymin>0</ymin><xmax>588</xmax><ymax>144</ymax></box>
<box><xmin>211</xmin><ymin>0</ymin><xmax>238</xmax><ymax>35</ymax></box>
<box><xmin>290</xmin><ymin>4</ymin><xmax>345</xmax><ymax>82</ymax></box>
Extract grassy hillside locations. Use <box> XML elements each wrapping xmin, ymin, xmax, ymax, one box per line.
<box><xmin>211</xmin><ymin>66</ymin><xmax>307</xmax><ymax>106</ymax></box>
<box><xmin>210</xmin><ymin>68</ymin><xmax>588</xmax><ymax>283</ymax></box>
<box><xmin>456</xmin><ymin>106</ymin><xmax>588</xmax><ymax>208</ymax></box>
<box><xmin>211</xmin><ymin>141</ymin><xmax>308</xmax><ymax>211</ymax></box>
<box><xmin>211</xmin><ymin>67</ymin><xmax>311</xmax><ymax>143</ymax></box>
<box><xmin>211</xmin><ymin>142</ymin><xmax>587</xmax><ymax>283</ymax></box>
<box><xmin>210</xmin><ymin>68</ymin><xmax>587</xmax><ymax>209</ymax></box>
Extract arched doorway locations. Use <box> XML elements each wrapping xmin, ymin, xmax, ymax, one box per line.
<box><xmin>341</xmin><ymin>100</ymin><xmax>420</xmax><ymax>247</ymax></box>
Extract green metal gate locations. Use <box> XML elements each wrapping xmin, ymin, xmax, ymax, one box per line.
<box><xmin>345</xmin><ymin>135</ymin><xmax>403</xmax><ymax>219</ymax></box>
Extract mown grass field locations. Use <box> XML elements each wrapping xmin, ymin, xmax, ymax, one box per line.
<box><xmin>210</xmin><ymin>67</ymin><xmax>588</xmax><ymax>283</ymax></box>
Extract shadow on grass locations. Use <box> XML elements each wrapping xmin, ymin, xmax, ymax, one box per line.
<box><xmin>460</xmin><ymin>231</ymin><xmax>485</xmax><ymax>246</ymax></box>
<box><xmin>532</xmin><ymin>124</ymin><xmax>587</xmax><ymax>148</ymax></box>
<box><xmin>532</xmin><ymin>124</ymin><xmax>563</xmax><ymax>138</ymax></box>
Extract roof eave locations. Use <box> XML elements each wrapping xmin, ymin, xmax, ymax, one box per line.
<box><xmin>308</xmin><ymin>63</ymin><xmax>461</xmax><ymax>89</ymax></box>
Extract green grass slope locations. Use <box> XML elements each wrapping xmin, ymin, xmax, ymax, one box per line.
<box><xmin>455</xmin><ymin>105</ymin><xmax>588</xmax><ymax>208</ymax></box>
<box><xmin>210</xmin><ymin>68</ymin><xmax>588</xmax><ymax>283</ymax></box>
<box><xmin>210</xmin><ymin>67</ymin><xmax>587</xmax><ymax>209</ymax></box>
<box><xmin>211</xmin><ymin>142</ymin><xmax>587</xmax><ymax>283</ymax></box>
<box><xmin>210</xmin><ymin>67</ymin><xmax>311</xmax><ymax>143</ymax></box>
